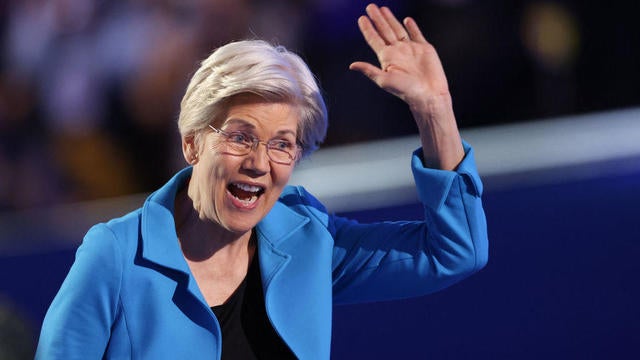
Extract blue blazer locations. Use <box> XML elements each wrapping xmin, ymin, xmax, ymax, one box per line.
<box><xmin>36</xmin><ymin>146</ymin><xmax>488</xmax><ymax>359</ymax></box>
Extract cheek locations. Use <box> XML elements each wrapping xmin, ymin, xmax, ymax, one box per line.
<box><xmin>206</xmin><ymin>159</ymin><xmax>235</xmax><ymax>200</ymax></box>
<box><xmin>272</xmin><ymin>166</ymin><xmax>294</xmax><ymax>188</ymax></box>
<box><xmin>203</xmin><ymin>145</ymin><xmax>234</xmax><ymax>179</ymax></box>
<box><xmin>208</xmin><ymin>161</ymin><xmax>227</xmax><ymax>181</ymax></box>
<box><xmin>193</xmin><ymin>154</ymin><xmax>230</xmax><ymax>199</ymax></box>
<box><xmin>193</xmin><ymin>160</ymin><xmax>230</xmax><ymax>220</ymax></box>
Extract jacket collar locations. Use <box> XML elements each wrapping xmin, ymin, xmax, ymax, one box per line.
<box><xmin>255</xmin><ymin>199</ymin><xmax>309</xmax><ymax>287</ymax></box>
<box><xmin>257</xmin><ymin>200</ymin><xmax>309</xmax><ymax>247</ymax></box>
<box><xmin>140</xmin><ymin>167</ymin><xmax>193</xmax><ymax>275</ymax></box>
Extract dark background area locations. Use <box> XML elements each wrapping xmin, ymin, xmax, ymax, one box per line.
<box><xmin>1</xmin><ymin>0</ymin><xmax>639</xmax><ymax>211</ymax></box>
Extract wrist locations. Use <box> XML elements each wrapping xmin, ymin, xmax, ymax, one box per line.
<box><xmin>410</xmin><ymin>93</ymin><xmax>464</xmax><ymax>170</ymax></box>
<box><xmin>409</xmin><ymin>92</ymin><xmax>456</xmax><ymax>135</ymax></box>
<box><xmin>408</xmin><ymin>92</ymin><xmax>453</xmax><ymax>122</ymax></box>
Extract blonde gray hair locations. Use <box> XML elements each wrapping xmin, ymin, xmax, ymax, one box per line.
<box><xmin>178</xmin><ymin>40</ymin><xmax>328</xmax><ymax>158</ymax></box>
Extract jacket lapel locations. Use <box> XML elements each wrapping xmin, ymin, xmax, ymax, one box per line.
<box><xmin>140</xmin><ymin>168</ymin><xmax>191</xmax><ymax>270</ymax></box>
<box><xmin>255</xmin><ymin>200</ymin><xmax>314</xmax><ymax>357</ymax></box>
<box><xmin>139</xmin><ymin>168</ymin><xmax>211</xmax><ymax>308</ymax></box>
<box><xmin>256</xmin><ymin>200</ymin><xmax>309</xmax><ymax>285</ymax></box>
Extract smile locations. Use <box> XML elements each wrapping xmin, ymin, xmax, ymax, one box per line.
<box><xmin>227</xmin><ymin>182</ymin><xmax>265</xmax><ymax>206</ymax></box>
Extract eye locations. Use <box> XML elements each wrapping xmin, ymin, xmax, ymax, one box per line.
<box><xmin>227</xmin><ymin>131</ymin><xmax>251</xmax><ymax>144</ymax></box>
<box><xmin>269</xmin><ymin>139</ymin><xmax>294</xmax><ymax>151</ymax></box>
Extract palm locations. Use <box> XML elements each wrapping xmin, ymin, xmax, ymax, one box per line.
<box><xmin>350</xmin><ymin>5</ymin><xmax>450</xmax><ymax>107</ymax></box>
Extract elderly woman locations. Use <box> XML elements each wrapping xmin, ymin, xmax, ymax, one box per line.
<box><xmin>36</xmin><ymin>4</ymin><xmax>487</xmax><ymax>359</ymax></box>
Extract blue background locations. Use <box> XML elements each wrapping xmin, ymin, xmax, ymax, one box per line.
<box><xmin>2</xmin><ymin>166</ymin><xmax>639</xmax><ymax>359</ymax></box>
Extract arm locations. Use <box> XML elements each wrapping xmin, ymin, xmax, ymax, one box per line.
<box><xmin>350</xmin><ymin>4</ymin><xmax>464</xmax><ymax>170</ymax></box>
<box><xmin>331</xmin><ymin>4</ymin><xmax>487</xmax><ymax>305</ymax></box>
<box><xmin>35</xmin><ymin>224</ymin><xmax>122</xmax><ymax>359</ymax></box>
<box><xmin>331</xmin><ymin>143</ymin><xmax>487</xmax><ymax>305</ymax></box>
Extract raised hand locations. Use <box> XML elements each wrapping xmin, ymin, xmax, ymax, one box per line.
<box><xmin>349</xmin><ymin>4</ymin><xmax>449</xmax><ymax>109</ymax></box>
<box><xmin>350</xmin><ymin>3</ymin><xmax>465</xmax><ymax>170</ymax></box>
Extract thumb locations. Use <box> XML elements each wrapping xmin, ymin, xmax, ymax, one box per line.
<box><xmin>349</xmin><ymin>61</ymin><xmax>384</xmax><ymax>83</ymax></box>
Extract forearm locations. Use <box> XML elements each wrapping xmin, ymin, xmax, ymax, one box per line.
<box><xmin>409</xmin><ymin>92</ymin><xmax>464</xmax><ymax>171</ymax></box>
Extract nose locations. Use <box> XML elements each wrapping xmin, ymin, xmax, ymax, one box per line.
<box><xmin>242</xmin><ymin>142</ymin><xmax>270</xmax><ymax>174</ymax></box>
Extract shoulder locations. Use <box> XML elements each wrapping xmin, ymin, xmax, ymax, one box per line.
<box><xmin>82</xmin><ymin>208</ymin><xmax>142</xmax><ymax>262</ymax></box>
<box><xmin>103</xmin><ymin>207</ymin><xmax>143</xmax><ymax>232</ymax></box>
<box><xmin>268</xmin><ymin>185</ymin><xmax>334</xmax><ymax>232</ymax></box>
<box><xmin>279</xmin><ymin>185</ymin><xmax>328</xmax><ymax>215</ymax></box>
<box><xmin>279</xmin><ymin>185</ymin><xmax>322</xmax><ymax>206</ymax></box>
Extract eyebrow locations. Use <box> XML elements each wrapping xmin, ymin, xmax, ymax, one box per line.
<box><xmin>223</xmin><ymin>118</ymin><xmax>297</xmax><ymax>137</ymax></box>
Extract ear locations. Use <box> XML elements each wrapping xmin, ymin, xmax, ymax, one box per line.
<box><xmin>182</xmin><ymin>134</ymin><xmax>199</xmax><ymax>165</ymax></box>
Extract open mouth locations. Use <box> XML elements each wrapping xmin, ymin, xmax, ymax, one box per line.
<box><xmin>227</xmin><ymin>182</ymin><xmax>265</xmax><ymax>205</ymax></box>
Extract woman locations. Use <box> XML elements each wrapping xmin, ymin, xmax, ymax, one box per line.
<box><xmin>36</xmin><ymin>4</ymin><xmax>488</xmax><ymax>359</ymax></box>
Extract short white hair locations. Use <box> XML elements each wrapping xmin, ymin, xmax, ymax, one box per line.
<box><xmin>178</xmin><ymin>40</ymin><xmax>328</xmax><ymax>158</ymax></box>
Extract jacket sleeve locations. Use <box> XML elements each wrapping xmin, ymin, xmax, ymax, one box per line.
<box><xmin>331</xmin><ymin>142</ymin><xmax>488</xmax><ymax>305</ymax></box>
<box><xmin>35</xmin><ymin>224</ymin><xmax>122</xmax><ymax>359</ymax></box>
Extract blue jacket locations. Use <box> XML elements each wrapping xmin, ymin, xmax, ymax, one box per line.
<box><xmin>36</xmin><ymin>146</ymin><xmax>488</xmax><ymax>359</ymax></box>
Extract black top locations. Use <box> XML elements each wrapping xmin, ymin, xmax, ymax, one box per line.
<box><xmin>211</xmin><ymin>251</ymin><xmax>296</xmax><ymax>359</ymax></box>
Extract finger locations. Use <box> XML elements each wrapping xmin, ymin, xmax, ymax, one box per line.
<box><xmin>349</xmin><ymin>61</ymin><xmax>384</xmax><ymax>82</ymax></box>
<box><xmin>357</xmin><ymin>15</ymin><xmax>386</xmax><ymax>53</ymax></box>
<box><xmin>365</xmin><ymin>3</ymin><xmax>397</xmax><ymax>45</ymax></box>
<box><xmin>403</xmin><ymin>17</ymin><xmax>428</xmax><ymax>44</ymax></box>
<box><xmin>380</xmin><ymin>6</ymin><xmax>409</xmax><ymax>41</ymax></box>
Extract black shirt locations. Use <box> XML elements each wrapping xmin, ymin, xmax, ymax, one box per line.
<box><xmin>211</xmin><ymin>251</ymin><xmax>297</xmax><ymax>359</ymax></box>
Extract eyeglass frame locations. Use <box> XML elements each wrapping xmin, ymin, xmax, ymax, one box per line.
<box><xmin>207</xmin><ymin>124</ymin><xmax>302</xmax><ymax>165</ymax></box>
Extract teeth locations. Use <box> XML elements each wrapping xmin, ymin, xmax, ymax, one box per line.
<box><xmin>238</xmin><ymin>196</ymin><xmax>259</xmax><ymax>205</ymax></box>
<box><xmin>233</xmin><ymin>183</ymin><xmax>263</xmax><ymax>193</ymax></box>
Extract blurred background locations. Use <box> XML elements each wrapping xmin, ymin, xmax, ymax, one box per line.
<box><xmin>1</xmin><ymin>0</ymin><xmax>639</xmax><ymax>358</ymax></box>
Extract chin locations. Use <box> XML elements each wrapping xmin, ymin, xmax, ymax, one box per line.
<box><xmin>221</xmin><ymin>215</ymin><xmax>262</xmax><ymax>235</ymax></box>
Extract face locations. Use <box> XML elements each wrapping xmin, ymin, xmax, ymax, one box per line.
<box><xmin>184</xmin><ymin>96</ymin><xmax>299</xmax><ymax>235</ymax></box>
